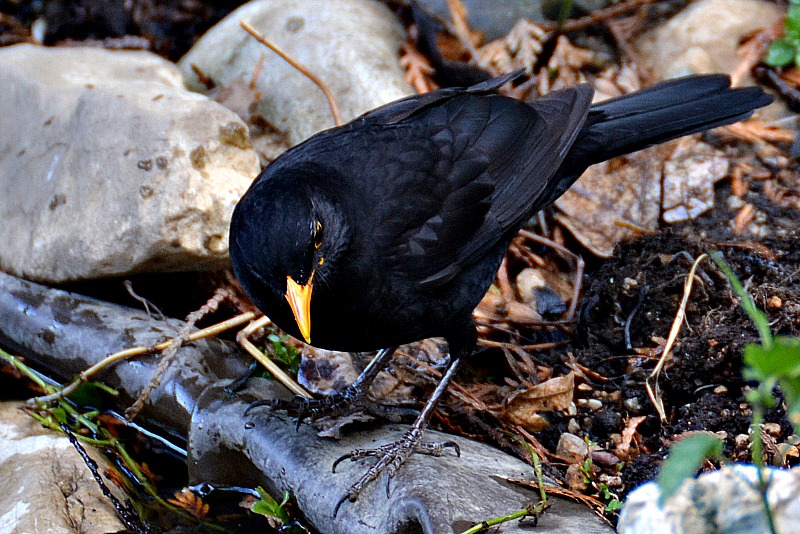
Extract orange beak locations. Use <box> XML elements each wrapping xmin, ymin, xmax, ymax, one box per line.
<box><xmin>285</xmin><ymin>274</ymin><xmax>313</xmax><ymax>343</ymax></box>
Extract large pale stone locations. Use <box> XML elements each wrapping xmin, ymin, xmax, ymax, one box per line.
<box><xmin>0</xmin><ymin>44</ymin><xmax>259</xmax><ymax>283</ymax></box>
<box><xmin>636</xmin><ymin>0</ymin><xmax>783</xmax><ymax>80</ymax></box>
<box><xmin>619</xmin><ymin>464</ymin><xmax>800</xmax><ymax>533</ymax></box>
<box><xmin>0</xmin><ymin>402</ymin><xmax>126</xmax><ymax>533</ymax></box>
<box><xmin>179</xmin><ymin>0</ymin><xmax>413</xmax><ymax>147</ymax></box>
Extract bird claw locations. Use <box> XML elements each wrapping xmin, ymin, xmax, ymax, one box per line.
<box><xmin>245</xmin><ymin>384</ymin><xmax>366</xmax><ymax>428</ymax></box>
<box><xmin>331</xmin><ymin>428</ymin><xmax>460</xmax><ymax>517</ymax></box>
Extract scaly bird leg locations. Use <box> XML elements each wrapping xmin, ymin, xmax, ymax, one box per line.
<box><xmin>332</xmin><ymin>356</ymin><xmax>463</xmax><ymax>517</ymax></box>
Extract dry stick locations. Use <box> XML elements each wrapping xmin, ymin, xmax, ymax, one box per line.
<box><xmin>236</xmin><ymin>316</ymin><xmax>310</xmax><ymax>398</ymax></box>
<box><xmin>646</xmin><ymin>253</ymin><xmax>708</xmax><ymax>422</ymax></box>
<box><xmin>239</xmin><ymin>20</ymin><xmax>343</xmax><ymax>127</ymax></box>
<box><xmin>126</xmin><ymin>288</ymin><xmax>239</xmax><ymax>420</ymax></box>
<box><xmin>28</xmin><ymin>312</ymin><xmax>256</xmax><ymax>406</ymax></box>
<box><xmin>539</xmin><ymin>0</ymin><xmax>657</xmax><ymax>34</ymax></box>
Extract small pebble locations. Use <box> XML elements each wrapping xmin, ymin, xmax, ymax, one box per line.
<box><xmin>585</xmin><ymin>399</ymin><xmax>603</xmax><ymax>411</ymax></box>
<box><xmin>556</xmin><ymin>432</ymin><xmax>589</xmax><ymax>463</ymax></box>
<box><xmin>767</xmin><ymin>296</ymin><xmax>783</xmax><ymax>309</ymax></box>
<box><xmin>624</xmin><ymin>397</ymin><xmax>642</xmax><ymax>412</ymax></box>
<box><xmin>568</xmin><ymin>418</ymin><xmax>581</xmax><ymax>434</ymax></box>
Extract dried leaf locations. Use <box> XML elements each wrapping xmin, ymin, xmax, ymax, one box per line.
<box><xmin>169</xmin><ymin>488</ymin><xmax>210</xmax><ymax>519</ymax></box>
<box><xmin>555</xmin><ymin>144</ymin><xmax>668</xmax><ymax>257</ymax></box>
<box><xmin>661</xmin><ymin>137</ymin><xmax>730</xmax><ymax>223</ymax></box>
<box><xmin>503</xmin><ymin>373</ymin><xmax>575</xmax><ymax>431</ymax></box>
<box><xmin>616</xmin><ymin>415</ymin><xmax>646</xmax><ymax>457</ymax></box>
<box><xmin>476</xmin><ymin>19</ymin><xmax>546</xmax><ymax>75</ymax></box>
<box><xmin>399</xmin><ymin>42</ymin><xmax>437</xmax><ymax>94</ymax></box>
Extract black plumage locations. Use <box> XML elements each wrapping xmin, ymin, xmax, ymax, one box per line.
<box><xmin>229</xmin><ymin>72</ymin><xmax>771</xmax><ymax>510</ymax></box>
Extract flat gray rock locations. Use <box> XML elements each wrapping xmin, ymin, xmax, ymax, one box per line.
<box><xmin>0</xmin><ymin>45</ymin><xmax>259</xmax><ymax>283</ymax></box>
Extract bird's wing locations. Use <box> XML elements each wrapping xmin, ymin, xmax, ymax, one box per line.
<box><xmin>354</xmin><ymin>85</ymin><xmax>594</xmax><ymax>290</ymax></box>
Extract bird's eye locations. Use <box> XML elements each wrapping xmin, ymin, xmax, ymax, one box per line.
<box><xmin>313</xmin><ymin>220</ymin><xmax>323</xmax><ymax>249</ymax></box>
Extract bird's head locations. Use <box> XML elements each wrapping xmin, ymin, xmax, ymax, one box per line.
<box><xmin>230</xmin><ymin>175</ymin><xmax>348</xmax><ymax>345</ymax></box>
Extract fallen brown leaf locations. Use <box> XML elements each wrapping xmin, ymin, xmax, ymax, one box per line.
<box><xmin>503</xmin><ymin>372</ymin><xmax>575</xmax><ymax>431</ymax></box>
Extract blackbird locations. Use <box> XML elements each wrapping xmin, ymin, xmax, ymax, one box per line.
<box><xmin>229</xmin><ymin>71</ymin><xmax>771</xmax><ymax>513</ymax></box>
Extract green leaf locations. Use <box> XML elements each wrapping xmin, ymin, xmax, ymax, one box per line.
<box><xmin>657</xmin><ymin>434</ymin><xmax>723</xmax><ymax>505</ymax></box>
<box><xmin>787</xmin><ymin>6</ymin><xmax>800</xmax><ymax>36</ymax></box>
<box><xmin>251</xmin><ymin>487</ymin><xmax>290</xmax><ymax>524</ymax></box>
<box><xmin>744</xmin><ymin>337</ymin><xmax>800</xmax><ymax>379</ymax></box>
<box><xmin>765</xmin><ymin>39</ymin><xmax>796</xmax><ymax>66</ymax></box>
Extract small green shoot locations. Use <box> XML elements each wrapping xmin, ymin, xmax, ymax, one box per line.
<box><xmin>599</xmin><ymin>484</ymin><xmax>623</xmax><ymax>512</ymax></box>
<box><xmin>460</xmin><ymin>439</ymin><xmax>549</xmax><ymax>533</ymax></box>
<box><xmin>656</xmin><ymin>434</ymin><xmax>723</xmax><ymax>505</ymax></box>
<box><xmin>265</xmin><ymin>333</ymin><xmax>301</xmax><ymax>375</ymax></box>
<box><xmin>251</xmin><ymin>487</ymin><xmax>291</xmax><ymax>525</ymax></box>
<box><xmin>765</xmin><ymin>0</ymin><xmax>800</xmax><ymax>67</ymax></box>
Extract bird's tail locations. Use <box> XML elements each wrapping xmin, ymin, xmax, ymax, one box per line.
<box><xmin>554</xmin><ymin>75</ymin><xmax>772</xmax><ymax>182</ymax></box>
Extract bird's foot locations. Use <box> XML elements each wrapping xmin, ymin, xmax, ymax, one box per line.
<box><xmin>331</xmin><ymin>427</ymin><xmax>460</xmax><ymax>516</ymax></box>
<box><xmin>246</xmin><ymin>384</ymin><xmax>367</xmax><ymax>427</ymax></box>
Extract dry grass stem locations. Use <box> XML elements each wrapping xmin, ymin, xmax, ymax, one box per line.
<box><xmin>646</xmin><ymin>253</ymin><xmax>708</xmax><ymax>422</ymax></box>
<box><xmin>239</xmin><ymin>20</ymin><xmax>343</xmax><ymax>127</ymax></box>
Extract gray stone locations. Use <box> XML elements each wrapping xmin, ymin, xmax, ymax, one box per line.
<box><xmin>0</xmin><ymin>402</ymin><xmax>125</xmax><ymax>534</ymax></box>
<box><xmin>0</xmin><ymin>44</ymin><xmax>259</xmax><ymax>283</ymax></box>
<box><xmin>179</xmin><ymin>0</ymin><xmax>413</xmax><ymax>147</ymax></box>
<box><xmin>619</xmin><ymin>464</ymin><xmax>800</xmax><ymax>533</ymax></box>
<box><xmin>636</xmin><ymin>0</ymin><xmax>783</xmax><ymax>81</ymax></box>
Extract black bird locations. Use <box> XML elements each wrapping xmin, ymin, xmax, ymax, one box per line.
<box><xmin>229</xmin><ymin>72</ymin><xmax>771</xmax><ymax>512</ymax></box>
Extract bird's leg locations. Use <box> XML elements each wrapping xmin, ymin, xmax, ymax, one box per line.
<box><xmin>332</xmin><ymin>356</ymin><xmax>463</xmax><ymax>517</ymax></box>
<box><xmin>257</xmin><ymin>346</ymin><xmax>398</xmax><ymax>425</ymax></box>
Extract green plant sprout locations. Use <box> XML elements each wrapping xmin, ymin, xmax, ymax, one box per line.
<box><xmin>460</xmin><ymin>440</ymin><xmax>549</xmax><ymax>534</ymax></box>
<box><xmin>765</xmin><ymin>0</ymin><xmax>800</xmax><ymax>67</ymax></box>
<box><xmin>251</xmin><ymin>487</ymin><xmax>307</xmax><ymax>533</ymax></box>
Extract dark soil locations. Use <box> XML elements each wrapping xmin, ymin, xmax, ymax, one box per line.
<box><xmin>576</xmin><ymin>183</ymin><xmax>800</xmax><ymax>498</ymax></box>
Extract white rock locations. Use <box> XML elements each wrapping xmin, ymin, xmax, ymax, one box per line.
<box><xmin>636</xmin><ymin>0</ymin><xmax>783</xmax><ymax>81</ymax></box>
<box><xmin>618</xmin><ymin>464</ymin><xmax>800</xmax><ymax>533</ymax></box>
<box><xmin>0</xmin><ymin>45</ymin><xmax>259</xmax><ymax>283</ymax></box>
<box><xmin>179</xmin><ymin>0</ymin><xmax>413</xmax><ymax>147</ymax></box>
<box><xmin>0</xmin><ymin>402</ymin><xmax>126</xmax><ymax>533</ymax></box>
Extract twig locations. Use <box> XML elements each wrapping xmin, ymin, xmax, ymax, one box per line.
<box><xmin>539</xmin><ymin>0</ymin><xmax>657</xmax><ymax>34</ymax></box>
<box><xmin>236</xmin><ymin>315</ymin><xmax>311</xmax><ymax>398</ymax></box>
<box><xmin>239</xmin><ymin>20</ymin><xmax>343</xmax><ymax>127</ymax></box>
<box><xmin>126</xmin><ymin>288</ymin><xmax>239</xmax><ymax>420</ymax></box>
<box><xmin>646</xmin><ymin>253</ymin><xmax>708</xmax><ymax>422</ymax></box>
<box><xmin>28</xmin><ymin>312</ymin><xmax>256</xmax><ymax>406</ymax></box>
<box><xmin>124</xmin><ymin>280</ymin><xmax>165</xmax><ymax>321</ymax></box>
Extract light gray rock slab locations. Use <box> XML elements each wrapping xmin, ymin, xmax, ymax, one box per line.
<box><xmin>0</xmin><ymin>402</ymin><xmax>126</xmax><ymax>534</ymax></box>
<box><xmin>0</xmin><ymin>44</ymin><xmax>260</xmax><ymax>283</ymax></box>
<box><xmin>636</xmin><ymin>0</ymin><xmax>783</xmax><ymax>82</ymax></box>
<box><xmin>179</xmin><ymin>0</ymin><xmax>413</xmax><ymax>147</ymax></box>
<box><xmin>619</xmin><ymin>464</ymin><xmax>800</xmax><ymax>534</ymax></box>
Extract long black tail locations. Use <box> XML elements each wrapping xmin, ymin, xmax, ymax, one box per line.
<box><xmin>553</xmin><ymin>75</ymin><xmax>772</xmax><ymax>188</ymax></box>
